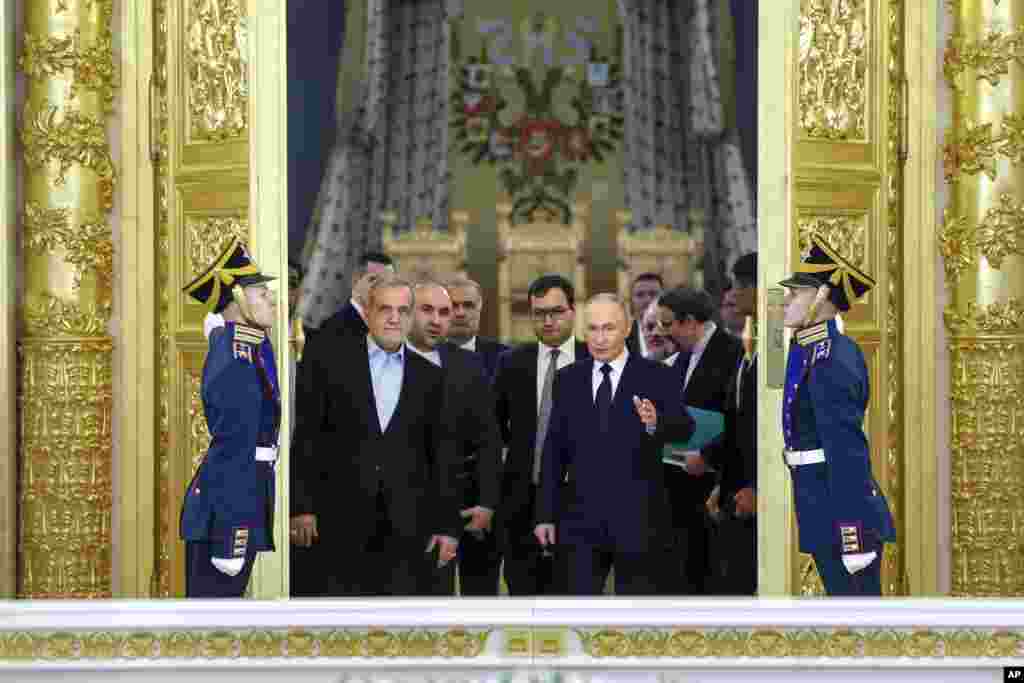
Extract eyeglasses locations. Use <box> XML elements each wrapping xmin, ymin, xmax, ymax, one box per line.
<box><xmin>532</xmin><ymin>307</ymin><xmax>569</xmax><ymax>321</ymax></box>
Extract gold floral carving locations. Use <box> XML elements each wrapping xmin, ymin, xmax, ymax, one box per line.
<box><xmin>185</xmin><ymin>215</ymin><xmax>249</xmax><ymax>280</ymax></box>
<box><xmin>949</xmin><ymin>342</ymin><xmax>1024</xmax><ymax>596</ymax></box>
<box><xmin>944</xmin><ymin>28</ymin><xmax>1024</xmax><ymax>90</ymax></box>
<box><xmin>943</xmin><ymin>116</ymin><xmax>1024</xmax><ymax>183</ymax></box>
<box><xmin>20</xmin><ymin>104</ymin><xmax>116</xmax><ymax>210</ymax></box>
<box><xmin>22</xmin><ymin>294</ymin><xmax>111</xmax><ymax>337</ymax></box>
<box><xmin>0</xmin><ymin>629</ymin><xmax>491</xmax><ymax>660</ymax></box>
<box><xmin>575</xmin><ymin>628</ymin><xmax>1024</xmax><ymax>658</ymax></box>
<box><xmin>23</xmin><ymin>201</ymin><xmax>114</xmax><ymax>295</ymax></box>
<box><xmin>17</xmin><ymin>340</ymin><xmax>113</xmax><ymax>598</ymax></box>
<box><xmin>798</xmin><ymin>554</ymin><xmax>826</xmax><ymax>596</ymax></box>
<box><xmin>185</xmin><ymin>0</ymin><xmax>249</xmax><ymax>142</ymax></box>
<box><xmin>939</xmin><ymin>195</ymin><xmax>1024</xmax><ymax>285</ymax></box>
<box><xmin>186</xmin><ymin>371</ymin><xmax>210</xmax><ymax>476</ymax></box>
<box><xmin>945</xmin><ymin>299</ymin><xmax>1024</xmax><ymax>334</ymax></box>
<box><xmin>19</xmin><ymin>28</ymin><xmax>119</xmax><ymax>113</ymax></box>
<box><xmin>798</xmin><ymin>0</ymin><xmax>868</xmax><ymax>140</ymax></box>
<box><xmin>796</xmin><ymin>213</ymin><xmax>868</xmax><ymax>270</ymax></box>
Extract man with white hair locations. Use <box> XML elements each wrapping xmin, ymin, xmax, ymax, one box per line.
<box><xmin>641</xmin><ymin>300</ymin><xmax>677</xmax><ymax>362</ymax></box>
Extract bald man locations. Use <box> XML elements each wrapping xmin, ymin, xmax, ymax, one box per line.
<box><xmin>534</xmin><ymin>294</ymin><xmax>695</xmax><ymax>595</ymax></box>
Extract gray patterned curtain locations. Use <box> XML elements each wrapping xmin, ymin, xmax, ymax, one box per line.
<box><xmin>298</xmin><ymin>0</ymin><xmax>451</xmax><ymax>329</ymax></box>
<box><xmin>617</xmin><ymin>0</ymin><xmax>755</xmax><ymax>295</ymax></box>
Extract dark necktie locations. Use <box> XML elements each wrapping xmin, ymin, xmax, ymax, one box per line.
<box><xmin>596</xmin><ymin>363</ymin><xmax>613</xmax><ymax>432</ymax></box>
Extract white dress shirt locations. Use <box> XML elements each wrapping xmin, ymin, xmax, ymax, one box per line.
<box><xmin>459</xmin><ymin>336</ymin><xmax>477</xmax><ymax>352</ymax></box>
<box><xmin>537</xmin><ymin>336</ymin><xmax>577</xmax><ymax>410</ymax></box>
<box><xmin>664</xmin><ymin>351</ymin><xmax>681</xmax><ymax>367</ymax></box>
<box><xmin>683</xmin><ymin>321</ymin><xmax>717</xmax><ymax>390</ymax></box>
<box><xmin>407</xmin><ymin>343</ymin><xmax>442</xmax><ymax>367</ymax></box>
<box><xmin>591</xmin><ymin>348</ymin><xmax>629</xmax><ymax>401</ymax></box>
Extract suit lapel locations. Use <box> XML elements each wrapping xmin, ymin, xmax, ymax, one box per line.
<box><xmin>360</xmin><ymin>336</ymin><xmax>383</xmax><ymax>436</ymax></box>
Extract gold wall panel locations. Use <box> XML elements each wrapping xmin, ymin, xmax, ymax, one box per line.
<box><xmin>942</xmin><ymin>0</ymin><xmax>1024</xmax><ymax>596</ymax></box>
<box><xmin>792</xmin><ymin>0</ymin><xmax>904</xmax><ymax>595</ymax></box>
<box><xmin>16</xmin><ymin>0</ymin><xmax>118</xmax><ymax>597</ymax></box>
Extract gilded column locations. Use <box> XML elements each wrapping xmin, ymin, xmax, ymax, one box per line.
<box><xmin>941</xmin><ymin>0</ymin><xmax>1024</xmax><ymax>596</ymax></box>
<box><xmin>17</xmin><ymin>0</ymin><xmax>117</xmax><ymax>596</ymax></box>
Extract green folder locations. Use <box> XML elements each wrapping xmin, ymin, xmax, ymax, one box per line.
<box><xmin>661</xmin><ymin>406</ymin><xmax>725</xmax><ymax>468</ymax></box>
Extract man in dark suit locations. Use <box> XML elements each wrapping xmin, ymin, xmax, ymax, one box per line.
<box><xmin>534</xmin><ymin>294</ymin><xmax>695</xmax><ymax>595</ymax></box>
<box><xmin>657</xmin><ymin>287</ymin><xmax>743</xmax><ymax>594</ymax></box>
<box><xmin>289</xmin><ymin>251</ymin><xmax>394</xmax><ymax>595</ymax></box>
<box><xmin>445</xmin><ymin>276</ymin><xmax>508</xmax><ymax>380</ymax></box>
<box><xmin>707</xmin><ymin>253</ymin><xmax>758</xmax><ymax>595</ymax></box>
<box><xmin>406</xmin><ymin>281</ymin><xmax>503</xmax><ymax>596</ymax></box>
<box><xmin>314</xmin><ymin>251</ymin><xmax>395</xmax><ymax>339</ymax></box>
<box><xmin>492</xmin><ymin>274</ymin><xmax>588</xmax><ymax>595</ymax></box>
<box><xmin>625</xmin><ymin>273</ymin><xmax>664</xmax><ymax>356</ymax></box>
<box><xmin>289</xmin><ymin>276</ymin><xmax>461</xmax><ymax>596</ymax></box>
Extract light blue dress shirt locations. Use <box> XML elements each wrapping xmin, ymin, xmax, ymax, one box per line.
<box><xmin>367</xmin><ymin>336</ymin><xmax>404</xmax><ymax>432</ymax></box>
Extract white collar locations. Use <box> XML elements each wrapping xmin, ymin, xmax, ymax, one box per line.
<box><xmin>459</xmin><ymin>336</ymin><xmax>477</xmax><ymax>352</ymax></box>
<box><xmin>692</xmin><ymin>321</ymin><xmax>717</xmax><ymax>357</ymax></box>
<box><xmin>367</xmin><ymin>335</ymin><xmax>404</xmax><ymax>361</ymax></box>
<box><xmin>664</xmin><ymin>351</ymin><xmax>681</xmax><ymax>367</ymax></box>
<box><xmin>593</xmin><ymin>348</ymin><xmax>629</xmax><ymax>375</ymax></box>
<box><xmin>541</xmin><ymin>336</ymin><xmax>576</xmax><ymax>358</ymax></box>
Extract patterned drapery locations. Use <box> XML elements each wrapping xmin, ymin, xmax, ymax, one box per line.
<box><xmin>617</xmin><ymin>0</ymin><xmax>755</xmax><ymax>294</ymax></box>
<box><xmin>298</xmin><ymin>0</ymin><xmax>451</xmax><ymax>329</ymax></box>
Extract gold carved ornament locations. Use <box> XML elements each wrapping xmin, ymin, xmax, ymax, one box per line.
<box><xmin>23</xmin><ymin>201</ymin><xmax>114</xmax><ymax>296</ymax></box>
<box><xmin>944</xmin><ymin>27</ymin><xmax>1024</xmax><ymax>91</ymax></box>
<box><xmin>945</xmin><ymin>298</ymin><xmax>1024</xmax><ymax>334</ymax></box>
<box><xmin>943</xmin><ymin>115</ymin><xmax>1024</xmax><ymax>184</ymax></box>
<box><xmin>798</xmin><ymin>0</ymin><xmax>868</xmax><ymax>140</ymax></box>
<box><xmin>19</xmin><ymin>27</ymin><xmax>119</xmax><ymax>114</ymax></box>
<box><xmin>796</xmin><ymin>214</ymin><xmax>868</xmax><ymax>271</ymax></box>
<box><xmin>185</xmin><ymin>215</ymin><xmax>250</xmax><ymax>279</ymax></box>
<box><xmin>939</xmin><ymin>194</ymin><xmax>1024</xmax><ymax>286</ymax></box>
<box><xmin>185</xmin><ymin>0</ymin><xmax>249</xmax><ymax>142</ymax></box>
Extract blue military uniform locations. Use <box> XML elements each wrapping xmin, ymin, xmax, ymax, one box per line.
<box><xmin>181</xmin><ymin>238</ymin><xmax>280</xmax><ymax>598</ymax></box>
<box><xmin>780</xmin><ymin>234</ymin><xmax>895</xmax><ymax>596</ymax></box>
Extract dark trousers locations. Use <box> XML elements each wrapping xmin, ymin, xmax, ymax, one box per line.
<box><xmin>709</xmin><ymin>506</ymin><xmax>757</xmax><ymax>595</ymax></box>
<box><xmin>561</xmin><ymin>527</ymin><xmax>669</xmax><ymax>596</ymax></box>
<box><xmin>326</xmin><ymin>489</ymin><xmax>438</xmax><ymax>596</ymax></box>
<box><xmin>457</xmin><ymin>529</ymin><xmax>502</xmax><ymax>595</ymax></box>
<box><xmin>664</xmin><ymin>468</ymin><xmax>713</xmax><ymax>594</ymax></box>
<box><xmin>812</xmin><ymin>546</ymin><xmax>885</xmax><ymax>596</ymax></box>
<box><xmin>186</xmin><ymin>541</ymin><xmax>258</xmax><ymax>598</ymax></box>
<box><xmin>500</xmin><ymin>485</ymin><xmax>564</xmax><ymax>596</ymax></box>
<box><xmin>290</xmin><ymin>544</ymin><xmax>327</xmax><ymax>597</ymax></box>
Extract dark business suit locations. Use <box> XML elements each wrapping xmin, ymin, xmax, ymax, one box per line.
<box><xmin>492</xmin><ymin>340</ymin><xmax>590</xmax><ymax>595</ymax></box>
<box><xmin>625</xmin><ymin>320</ymin><xmax>642</xmax><ymax>356</ymax></box>
<box><xmin>665</xmin><ymin>326</ymin><xmax>743</xmax><ymax>594</ymax></box>
<box><xmin>429</xmin><ymin>343</ymin><xmax>504</xmax><ymax>596</ymax></box>
<box><xmin>290</xmin><ymin>331</ymin><xmax>460</xmax><ymax>596</ymax></box>
<box><xmin>290</xmin><ymin>301</ymin><xmax>370</xmax><ymax>596</ymax></box>
<box><xmin>472</xmin><ymin>337</ymin><xmax>509</xmax><ymax>381</ymax></box>
<box><xmin>708</xmin><ymin>354</ymin><xmax>757</xmax><ymax>595</ymax></box>
<box><xmin>536</xmin><ymin>354</ymin><xmax>695</xmax><ymax>595</ymax></box>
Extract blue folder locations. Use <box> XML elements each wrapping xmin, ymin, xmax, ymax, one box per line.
<box><xmin>661</xmin><ymin>406</ymin><xmax>725</xmax><ymax>468</ymax></box>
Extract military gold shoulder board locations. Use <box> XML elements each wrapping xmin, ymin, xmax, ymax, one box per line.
<box><xmin>233</xmin><ymin>341</ymin><xmax>254</xmax><ymax>363</ymax></box>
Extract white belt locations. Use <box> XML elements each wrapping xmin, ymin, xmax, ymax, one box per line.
<box><xmin>255</xmin><ymin>446</ymin><xmax>278</xmax><ymax>463</ymax></box>
<box><xmin>785</xmin><ymin>449</ymin><xmax>825</xmax><ymax>466</ymax></box>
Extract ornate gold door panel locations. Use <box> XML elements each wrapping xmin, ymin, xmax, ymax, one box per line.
<box><xmin>942</xmin><ymin>0</ymin><xmax>1024</xmax><ymax>596</ymax></box>
<box><xmin>792</xmin><ymin>0</ymin><xmax>906</xmax><ymax>595</ymax></box>
<box><xmin>14</xmin><ymin>0</ymin><xmax>118</xmax><ymax>597</ymax></box>
<box><xmin>152</xmin><ymin>0</ymin><xmax>251</xmax><ymax>597</ymax></box>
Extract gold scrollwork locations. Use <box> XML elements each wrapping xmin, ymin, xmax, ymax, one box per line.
<box><xmin>185</xmin><ymin>215</ymin><xmax>249</xmax><ymax>280</ymax></box>
<box><xmin>798</xmin><ymin>0</ymin><xmax>868</xmax><ymax>140</ymax></box>
<box><xmin>20</xmin><ymin>104</ymin><xmax>117</xmax><ymax>210</ymax></box>
<box><xmin>17</xmin><ymin>340</ymin><xmax>113</xmax><ymax>598</ymax></box>
<box><xmin>796</xmin><ymin>213</ymin><xmax>868</xmax><ymax>270</ymax></box>
<box><xmin>186</xmin><ymin>371</ymin><xmax>210</xmax><ymax>476</ymax></box>
<box><xmin>944</xmin><ymin>28</ymin><xmax>1024</xmax><ymax>90</ymax></box>
<box><xmin>939</xmin><ymin>195</ymin><xmax>1024</xmax><ymax>285</ymax></box>
<box><xmin>23</xmin><ymin>201</ymin><xmax>114</xmax><ymax>295</ymax></box>
<box><xmin>945</xmin><ymin>299</ymin><xmax>1024</xmax><ymax>334</ymax></box>
<box><xmin>943</xmin><ymin>116</ymin><xmax>1024</xmax><ymax>183</ymax></box>
<box><xmin>798</xmin><ymin>554</ymin><xmax>826</xmax><ymax>596</ymax></box>
<box><xmin>19</xmin><ymin>28</ymin><xmax>119</xmax><ymax>113</ymax></box>
<box><xmin>22</xmin><ymin>294</ymin><xmax>111</xmax><ymax>337</ymax></box>
<box><xmin>186</xmin><ymin>0</ymin><xmax>249</xmax><ymax>142</ymax></box>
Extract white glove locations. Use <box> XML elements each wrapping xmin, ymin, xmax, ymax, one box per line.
<box><xmin>841</xmin><ymin>550</ymin><xmax>877</xmax><ymax>575</ymax></box>
<box><xmin>204</xmin><ymin>312</ymin><xmax>226</xmax><ymax>340</ymax></box>
<box><xmin>211</xmin><ymin>556</ymin><xmax>244</xmax><ymax>576</ymax></box>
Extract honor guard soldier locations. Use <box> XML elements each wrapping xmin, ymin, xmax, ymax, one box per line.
<box><xmin>779</xmin><ymin>234</ymin><xmax>896</xmax><ymax>596</ymax></box>
<box><xmin>181</xmin><ymin>237</ymin><xmax>281</xmax><ymax>598</ymax></box>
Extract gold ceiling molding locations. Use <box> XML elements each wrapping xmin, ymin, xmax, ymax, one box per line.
<box><xmin>0</xmin><ymin>629</ymin><xmax>492</xmax><ymax>660</ymax></box>
<box><xmin>20</xmin><ymin>104</ymin><xmax>116</xmax><ymax>211</ymax></box>
<box><xmin>942</xmin><ymin>116</ymin><xmax>1024</xmax><ymax>183</ymax></box>
<box><xmin>185</xmin><ymin>0</ymin><xmax>249</xmax><ymax>142</ymax></box>
<box><xmin>19</xmin><ymin>28</ymin><xmax>118</xmax><ymax>113</ymax></box>
<box><xmin>939</xmin><ymin>194</ymin><xmax>1024</xmax><ymax>285</ymax></box>
<box><xmin>23</xmin><ymin>201</ymin><xmax>114</xmax><ymax>296</ymax></box>
<box><xmin>797</xmin><ymin>0</ymin><xmax>868</xmax><ymax>141</ymax></box>
<box><xmin>945</xmin><ymin>299</ymin><xmax>1024</xmax><ymax>334</ymax></box>
<box><xmin>943</xmin><ymin>27</ymin><xmax>1024</xmax><ymax>90</ymax></box>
